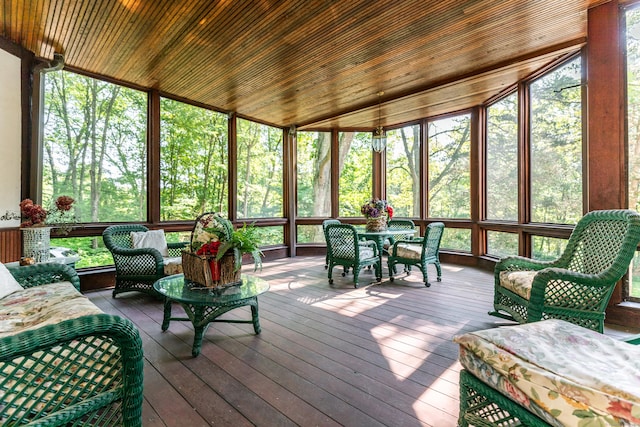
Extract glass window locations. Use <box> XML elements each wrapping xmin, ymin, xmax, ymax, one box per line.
<box><xmin>297</xmin><ymin>131</ymin><xmax>331</xmax><ymax>217</ymax></box>
<box><xmin>338</xmin><ymin>132</ymin><xmax>372</xmax><ymax>217</ymax></box>
<box><xmin>254</xmin><ymin>226</ymin><xmax>284</xmax><ymax>246</ymax></box>
<box><xmin>428</xmin><ymin>114</ymin><xmax>471</xmax><ymax>218</ymax></box>
<box><xmin>628</xmin><ymin>9</ymin><xmax>640</xmax><ymax>214</ymax></box>
<box><xmin>237</xmin><ymin>119</ymin><xmax>283</xmax><ymax>218</ymax></box>
<box><xmin>386</xmin><ymin>125</ymin><xmax>420</xmax><ymax>217</ymax></box>
<box><xmin>486</xmin><ymin>93</ymin><xmax>518</xmax><ymax>221</ymax></box>
<box><xmin>530</xmin><ymin>57</ymin><xmax>583</xmax><ymax>224</ymax></box>
<box><xmin>43</xmin><ymin>71</ymin><xmax>147</xmax><ymax>222</ymax></box>
<box><xmin>440</xmin><ymin>228</ymin><xmax>471</xmax><ymax>252</ymax></box>
<box><xmin>531</xmin><ymin>235</ymin><xmax>568</xmax><ymax>261</ymax></box>
<box><xmin>486</xmin><ymin>231</ymin><xmax>519</xmax><ymax>258</ymax></box>
<box><xmin>297</xmin><ymin>225</ymin><xmax>324</xmax><ymax>244</ymax></box>
<box><xmin>52</xmin><ymin>236</ymin><xmax>111</xmax><ymax>269</ymax></box>
<box><xmin>160</xmin><ymin>98</ymin><xmax>228</xmax><ymax>220</ymax></box>
<box><xmin>630</xmin><ymin>252</ymin><xmax>640</xmax><ymax>299</ymax></box>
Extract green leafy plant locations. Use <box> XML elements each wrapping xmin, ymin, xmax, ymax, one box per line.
<box><xmin>217</xmin><ymin>223</ymin><xmax>263</xmax><ymax>272</ymax></box>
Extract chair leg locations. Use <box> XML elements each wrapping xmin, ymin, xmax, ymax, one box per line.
<box><xmin>353</xmin><ymin>267</ymin><xmax>360</xmax><ymax>288</ymax></box>
<box><xmin>421</xmin><ymin>264</ymin><xmax>431</xmax><ymax>287</ymax></box>
<box><xmin>435</xmin><ymin>260</ymin><xmax>442</xmax><ymax>282</ymax></box>
<box><xmin>327</xmin><ymin>264</ymin><xmax>334</xmax><ymax>285</ymax></box>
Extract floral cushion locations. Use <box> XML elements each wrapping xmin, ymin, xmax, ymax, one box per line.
<box><xmin>0</xmin><ymin>282</ymin><xmax>102</xmax><ymax>337</ymax></box>
<box><xmin>396</xmin><ymin>243</ymin><xmax>421</xmax><ymax>260</ymax></box>
<box><xmin>163</xmin><ymin>256</ymin><xmax>183</xmax><ymax>275</ymax></box>
<box><xmin>454</xmin><ymin>319</ymin><xmax>640</xmax><ymax>427</ymax></box>
<box><xmin>499</xmin><ymin>270</ymin><xmax>537</xmax><ymax>300</ymax></box>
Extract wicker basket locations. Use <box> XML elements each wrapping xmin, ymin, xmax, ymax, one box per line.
<box><xmin>181</xmin><ymin>250</ymin><xmax>241</xmax><ymax>288</ymax></box>
<box><xmin>365</xmin><ymin>216</ymin><xmax>387</xmax><ymax>232</ymax></box>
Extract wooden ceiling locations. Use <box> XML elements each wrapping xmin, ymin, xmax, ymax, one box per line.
<box><xmin>1</xmin><ymin>0</ymin><xmax>607</xmax><ymax>130</ymax></box>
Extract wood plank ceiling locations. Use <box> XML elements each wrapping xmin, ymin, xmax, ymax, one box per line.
<box><xmin>1</xmin><ymin>0</ymin><xmax>606</xmax><ymax>130</ymax></box>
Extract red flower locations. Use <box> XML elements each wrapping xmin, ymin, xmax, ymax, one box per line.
<box><xmin>55</xmin><ymin>195</ymin><xmax>75</xmax><ymax>212</ymax></box>
<box><xmin>196</xmin><ymin>240</ymin><xmax>222</xmax><ymax>256</ymax></box>
<box><xmin>387</xmin><ymin>205</ymin><xmax>394</xmax><ymax>219</ymax></box>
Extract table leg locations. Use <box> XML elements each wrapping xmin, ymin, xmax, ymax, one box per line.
<box><xmin>251</xmin><ymin>300</ymin><xmax>261</xmax><ymax>334</ymax></box>
<box><xmin>191</xmin><ymin>306</ymin><xmax>207</xmax><ymax>357</ymax></box>
<box><xmin>161</xmin><ymin>298</ymin><xmax>172</xmax><ymax>331</ymax></box>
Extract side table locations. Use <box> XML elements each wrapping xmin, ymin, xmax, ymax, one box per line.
<box><xmin>153</xmin><ymin>273</ymin><xmax>269</xmax><ymax>357</ymax></box>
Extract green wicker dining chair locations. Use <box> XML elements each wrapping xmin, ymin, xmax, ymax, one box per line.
<box><xmin>322</xmin><ymin>219</ymin><xmax>341</xmax><ymax>268</ymax></box>
<box><xmin>103</xmin><ymin>224</ymin><xmax>188</xmax><ymax>298</ymax></box>
<box><xmin>387</xmin><ymin>222</ymin><xmax>445</xmax><ymax>287</ymax></box>
<box><xmin>325</xmin><ymin>223</ymin><xmax>381</xmax><ymax>288</ymax></box>
<box><xmin>489</xmin><ymin>209</ymin><xmax>640</xmax><ymax>333</ymax></box>
<box><xmin>384</xmin><ymin>219</ymin><xmax>416</xmax><ymax>254</ymax></box>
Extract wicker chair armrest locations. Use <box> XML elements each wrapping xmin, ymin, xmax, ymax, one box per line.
<box><xmin>7</xmin><ymin>263</ymin><xmax>80</xmax><ymax>291</ymax></box>
<box><xmin>361</xmin><ymin>239</ymin><xmax>379</xmax><ymax>255</ymax></box>
<box><xmin>529</xmin><ymin>267</ymin><xmax>616</xmax><ymax>307</ymax></box>
<box><xmin>495</xmin><ymin>255</ymin><xmax>555</xmax><ymax>273</ymax></box>
<box><xmin>0</xmin><ymin>313</ymin><xmax>143</xmax><ymax>427</ymax></box>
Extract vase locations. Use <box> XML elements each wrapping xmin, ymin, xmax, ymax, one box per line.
<box><xmin>22</xmin><ymin>226</ymin><xmax>52</xmax><ymax>263</ymax></box>
<box><xmin>366</xmin><ymin>216</ymin><xmax>387</xmax><ymax>232</ymax></box>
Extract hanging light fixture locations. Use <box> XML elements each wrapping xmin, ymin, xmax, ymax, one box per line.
<box><xmin>372</xmin><ymin>91</ymin><xmax>386</xmax><ymax>152</ymax></box>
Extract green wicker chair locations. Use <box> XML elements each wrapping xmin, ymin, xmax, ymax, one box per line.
<box><xmin>1</xmin><ymin>263</ymin><xmax>143</xmax><ymax>426</ymax></box>
<box><xmin>384</xmin><ymin>219</ymin><xmax>416</xmax><ymax>254</ymax></box>
<box><xmin>325</xmin><ymin>223</ymin><xmax>381</xmax><ymax>288</ymax></box>
<box><xmin>103</xmin><ymin>224</ymin><xmax>188</xmax><ymax>298</ymax></box>
<box><xmin>322</xmin><ymin>219</ymin><xmax>341</xmax><ymax>268</ymax></box>
<box><xmin>387</xmin><ymin>222</ymin><xmax>445</xmax><ymax>287</ymax></box>
<box><xmin>489</xmin><ymin>209</ymin><xmax>640</xmax><ymax>333</ymax></box>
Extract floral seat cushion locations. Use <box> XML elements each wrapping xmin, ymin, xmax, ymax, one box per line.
<box><xmin>0</xmin><ymin>281</ymin><xmax>122</xmax><ymax>423</ymax></box>
<box><xmin>0</xmin><ymin>281</ymin><xmax>102</xmax><ymax>337</ymax></box>
<box><xmin>498</xmin><ymin>270</ymin><xmax>537</xmax><ymax>300</ymax></box>
<box><xmin>454</xmin><ymin>319</ymin><xmax>640</xmax><ymax>426</ymax></box>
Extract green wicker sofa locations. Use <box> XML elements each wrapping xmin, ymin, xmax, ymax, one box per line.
<box><xmin>0</xmin><ymin>262</ymin><xmax>143</xmax><ymax>426</ymax></box>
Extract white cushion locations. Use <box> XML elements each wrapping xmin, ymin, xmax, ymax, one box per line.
<box><xmin>131</xmin><ymin>229</ymin><xmax>169</xmax><ymax>257</ymax></box>
<box><xmin>358</xmin><ymin>246</ymin><xmax>375</xmax><ymax>259</ymax></box>
<box><xmin>396</xmin><ymin>243</ymin><xmax>422</xmax><ymax>260</ymax></box>
<box><xmin>0</xmin><ymin>263</ymin><xmax>24</xmax><ymax>300</ymax></box>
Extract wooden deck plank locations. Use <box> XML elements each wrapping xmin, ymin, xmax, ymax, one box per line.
<box><xmin>87</xmin><ymin>257</ymin><xmax>639</xmax><ymax>427</ymax></box>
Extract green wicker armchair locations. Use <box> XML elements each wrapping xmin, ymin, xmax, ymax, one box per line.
<box><xmin>325</xmin><ymin>223</ymin><xmax>381</xmax><ymax>288</ymax></box>
<box><xmin>1</xmin><ymin>263</ymin><xmax>143</xmax><ymax>426</ymax></box>
<box><xmin>387</xmin><ymin>222</ymin><xmax>445</xmax><ymax>287</ymax></box>
<box><xmin>103</xmin><ymin>224</ymin><xmax>187</xmax><ymax>298</ymax></box>
<box><xmin>322</xmin><ymin>219</ymin><xmax>341</xmax><ymax>268</ymax></box>
<box><xmin>490</xmin><ymin>209</ymin><xmax>640</xmax><ymax>333</ymax></box>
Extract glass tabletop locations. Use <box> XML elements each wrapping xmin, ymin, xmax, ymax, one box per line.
<box><xmin>154</xmin><ymin>274</ymin><xmax>269</xmax><ymax>305</ymax></box>
<box><xmin>356</xmin><ymin>228</ymin><xmax>417</xmax><ymax>238</ymax></box>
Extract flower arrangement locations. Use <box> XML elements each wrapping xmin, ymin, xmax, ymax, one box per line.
<box><xmin>191</xmin><ymin>213</ymin><xmax>263</xmax><ymax>272</ymax></box>
<box><xmin>360</xmin><ymin>198</ymin><xmax>394</xmax><ymax>220</ymax></box>
<box><xmin>19</xmin><ymin>196</ymin><xmax>76</xmax><ymax>235</ymax></box>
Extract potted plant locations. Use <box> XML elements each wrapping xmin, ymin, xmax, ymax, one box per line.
<box><xmin>190</xmin><ymin>213</ymin><xmax>263</xmax><ymax>275</ymax></box>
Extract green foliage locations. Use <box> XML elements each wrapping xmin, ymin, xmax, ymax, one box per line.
<box><xmin>339</xmin><ymin>132</ymin><xmax>372</xmax><ymax>216</ymax></box>
<box><xmin>428</xmin><ymin>115</ymin><xmax>471</xmax><ymax>218</ymax></box>
<box><xmin>236</xmin><ymin>119</ymin><xmax>284</xmax><ymax>218</ymax></box>
<box><xmin>530</xmin><ymin>57</ymin><xmax>583</xmax><ymax>224</ymax></box>
<box><xmin>487</xmin><ymin>93</ymin><xmax>519</xmax><ymax>221</ymax></box>
<box><xmin>216</xmin><ymin>222</ymin><xmax>264</xmax><ymax>271</ymax></box>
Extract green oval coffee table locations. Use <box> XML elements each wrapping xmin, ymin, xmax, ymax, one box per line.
<box><xmin>154</xmin><ymin>274</ymin><xmax>269</xmax><ymax>357</ymax></box>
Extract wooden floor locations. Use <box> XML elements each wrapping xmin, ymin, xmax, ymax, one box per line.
<box><xmin>88</xmin><ymin>257</ymin><xmax>640</xmax><ymax>427</ymax></box>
